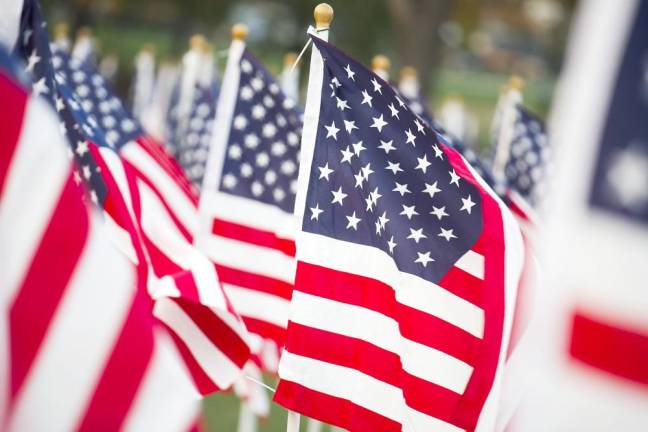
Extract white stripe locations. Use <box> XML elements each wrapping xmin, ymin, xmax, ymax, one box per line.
<box><xmin>289</xmin><ymin>291</ymin><xmax>473</xmax><ymax>394</ymax></box>
<box><xmin>122</xmin><ymin>330</ymin><xmax>200</xmax><ymax>432</ymax></box>
<box><xmin>455</xmin><ymin>250</ymin><xmax>485</xmax><ymax>280</ymax></box>
<box><xmin>8</xmin><ymin>218</ymin><xmax>135</xmax><ymax>432</ymax></box>
<box><xmin>0</xmin><ymin>97</ymin><xmax>70</xmax><ymax>308</ymax></box>
<box><xmin>298</xmin><ymin>232</ymin><xmax>484</xmax><ymax>338</ymax></box>
<box><xmin>279</xmin><ymin>351</ymin><xmax>464</xmax><ymax>432</ymax></box>
<box><xmin>224</xmin><ymin>284</ymin><xmax>290</xmax><ymax>328</ymax></box>
<box><xmin>138</xmin><ymin>180</ymin><xmax>227</xmax><ymax>310</ymax></box>
<box><xmin>153</xmin><ymin>298</ymin><xmax>242</xmax><ymax>389</ymax></box>
<box><xmin>202</xmin><ymin>234</ymin><xmax>296</xmax><ymax>284</ymax></box>
<box><xmin>199</xmin><ymin>191</ymin><xmax>297</xmax><ymax>240</ymax></box>
<box><xmin>122</xmin><ymin>142</ymin><xmax>198</xmax><ymax>235</ymax></box>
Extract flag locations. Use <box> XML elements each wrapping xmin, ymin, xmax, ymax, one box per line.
<box><xmin>510</xmin><ymin>0</ymin><xmax>648</xmax><ymax>430</ymax></box>
<box><xmin>0</xmin><ymin>47</ymin><xmax>199</xmax><ymax>431</ymax></box>
<box><xmin>501</xmin><ymin>105</ymin><xmax>549</xmax><ymax>207</ymax></box>
<box><xmin>397</xmin><ymin>66</ymin><xmax>434</xmax><ymax>126</ymax></box>
<box><xmin>11</xmin><ymin>0</ymin><xmax>250</xmax><ymax>395</ymax></box>
<box><xmin>198</xmin><ymin>34</ymin><xmax>302</xmax><ymax>373</ymax></box>
<box><xmin>274</xmin><ymin>28</ymin><xmax>526</xmax><ymax>432</ymax></box>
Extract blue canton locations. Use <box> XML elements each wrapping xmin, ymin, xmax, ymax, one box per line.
<box><xmin>218</xmin><ymin>50</ymin><xmax>302</xmax><ymax>213</ymax></box>
<box><xmin>303</xmin><ymin>37</ymin><xmax>483</xmax><ymax>283</ymax></box>
<box><xmin>504</xmin><ymin>105</ymin><xmax>550</xmax><ymax>205</ymax></box>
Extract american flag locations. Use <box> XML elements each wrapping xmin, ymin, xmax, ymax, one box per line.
<box><xmin>274</xmin><ymin>32</ymin><xmax>526</xmax><ymax>431</ymax></box>
<box><xmin>503</xmin><ymin>105</ymin><xmax>549</xmax><ymax>206</ymax></box>
<box><xmin>198</xmin><ymin>41</ymin><xmax>302</xmax><ymax>373</ymax></box>
<box><xmin>512</xmin><ymin>1</ymin><xmax>648</xmax><ymax>430</ymax></box>
<box><xmin>12</xmin><ymin>0</ymin><xmax>250</xmax><ymax>396</ymax></box>
<box><xmin>0</xmin><ymin>47</ymin><xmax>199</xmax><ymax>431</ymax></box>
<box><xmin>176</xmin><ymin>83</ymin><xmax>218</xmax><ymax>190</ymax></box>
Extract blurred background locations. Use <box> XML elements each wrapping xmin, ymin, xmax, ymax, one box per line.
<box><xmin>41</xmin><ymin>0</ymin><xmax>576</xmax><ymax>430</ymax></box>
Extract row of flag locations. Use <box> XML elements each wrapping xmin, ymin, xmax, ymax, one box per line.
<box><xmin>1</xmin><ymin>0</ymin><xmax>646</xmax><ymax>431</ymax></box>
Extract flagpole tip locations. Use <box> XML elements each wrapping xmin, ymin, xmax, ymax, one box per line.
<box><xmin>189</xmin><ymin>34</ymin><xmax>207</xmax><ymax>51</ymax></box>
<box><xmin>284</xmin><ymin>52</ymin><xmax>298</xmax><ymax>67</ymax></box>
<box><xmin>314</xmin><ymin>3</ymin><xmax>334</xmax><ymax>29</ymax></box>
<box><xmin>54</xmin><ymin>23</ymin><xmax>69</xmax><ymax>41</ymax></box>
<box><xmin>508</xmin><ymin>75</ymin><xmax>525</xmax><ymax>91</ymax></box>
<box><xmin>400</xmin><ymin>65</ymin><xmax>418</xmax><ymax>80</ymax></box>
<box><xmin>372</xmin><ymin>55</ymin><xmax>391</xmax><ymax>73</ymax></box>
<box><xmin>231</xmin><ymin>24</ymin><xmax>248</xmax><ymax>41</ymax></box>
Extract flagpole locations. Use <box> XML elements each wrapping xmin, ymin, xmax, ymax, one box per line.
<box><xmin>286</xmin><ymin>4</ymin><xmax>333</xmax><ymax>432</ymax></box>
<box><xmin>371</xmin><ymin>54</ymin><xmax>391</xmax><ymax>81</ymax></box>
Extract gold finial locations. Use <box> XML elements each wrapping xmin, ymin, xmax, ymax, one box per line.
<box><xmin>231</xmin><ymin>24</ymin><xmax>248</xmax><ymax>41</ymax></box>
<box><xmin>372</xmin><ymin>54</ymin><xmax>391</xmax><ymax>73</ymax></box>
<box><xmin>189</xmin><ymin>34</ymin><xmax>207</xmax><ymax>50</ymax></box>
<box><xmin>314</xmin><ymin>3</ymin><xmax>334</xmax><ymax>30</ymax></box>
<box><xmin>508</xmin><ymin>75</ymin><xmax>525</xmax><ymax>91</ymax></box>
<box><xmin>400</xmin><ymin>65</ymin><xmax>417</xmax><ymax>80</ymax></box>
<box><xmin>54</xmin><ymin>23</ymin><xmax>68</xmax><ymax>41</ymax></box>
<box><xmin>283</xmin><ymin>52</ymin><xmax>298</xmax><ymax>68</ymax></box>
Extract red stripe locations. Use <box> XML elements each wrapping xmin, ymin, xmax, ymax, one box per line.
<box><xmin>241</xmin><ymin>316</ymin><xmax>286</xmax><ymax>347</ymax></box>
<box><xmin>569</xmin><ymin>310</ymin><xmax>648</xmax><ymax>387</ymax></box>
<box><xmin>295</xmin><ymin>262</ymin><xmax>480</xmax><ymax>365</ymax></box>
<box><xmin>175</xmin><ymin>298</ymin><xmax>250</xmax><ymax>369</ymax></box>
<box><xmin>0</xmin><ymin>73</ymin><xmax>27</xmax><ymax>193</ymax></box>
<box><xmin>438</xmin><ymin>265</ymin><xmax>484</xmax><ymax>307</ymax></box>
<box><xmin>274</xmin><ymin>380</ymin><xmax>401</xmax><ymax>432</ymax></box>
<box><xmin>9</xmin><ymin>174</ymin><xmax>88</xmax><ymax>402</ymax></box>
<box><xmin>285</xmin><ymin>322</ymin><xmax>464</xmax><ymax>423</ymax></box>
<box><xmin>216</xmin><ymin>264</ymin><xmax>293</xmax><ymax>300</ymax></box>
<box><xmin>76</xmin><ymin>276</ymin><xmax>154</xmax><ymax>431</ymax></box>
<box><xmin>212</xmin><ymin>218</ymin><xmax>296</xmax><ymax>257</ymax></box>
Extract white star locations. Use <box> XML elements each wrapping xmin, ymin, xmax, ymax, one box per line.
<box><xmin>400</xmin><ymin>205</ymin><xmax>419</xmax><ymax>220</ymax></box>
<box><xmin>331</xmin><ymin>187</ymin><xmax>348</xmax><ymax>205</ymax></box>
<box><xmin>386</xmin><ymin>161</ymin><xmax>403</xmax><ymax>174</ymax></box>
<box><xmin>222</xmin><ymin>173</ymin><xmax>237</xmax><ymax>189</ymax></box>
<box><xmin>438</xmin><ymin>228</ymin><xmax>457</xmax><ymax>242</ymax></box>
<box><xmin>361</xmin><ymin>90</ymin><xmax>373</xmax><ymax>107</ymax></box>
<box><xmin>352</xmin><ymin>140</ymin><xmax>366</xmax><ymax>156</ymax></box>
<box><xmin>460</xmin><ymin>195</ymin><xmax>476</xmax><ymax>214</ymax></box>
<box><xmin>336</xmin><ymin>97</ymin><xmax>350</xmax><ymax>111</ymax></box>
<box><xmin>75</xmin><ymin>140</ymin><xmax>88</xmax><ymax>156</ymax></box>
<box><xmin>340</xmin><ymin>146</ymin><xmax>354</xmax><ymax>164</ymax></box>
<box><xmin>415</xmin><ymin>154</ymin><xmax>431</xmax><ymax>173</ymax></box>
<box><xmin>318</xmin><ymin>163</ymin><xmax>334</xmax><ymax>181</ymax></box>
<box><xmin>388</xmin><ymin>103</ymin><xmax>400</xmax><ymax>119</ymax></box>
<box><xmin>606</xmin><ymin>146</ymin><xmax>648</xmax><ymax>209</ymax></box>
<box><xmin>346</xmin><ymin>212</ymin><xmax>361</xmax><ymax>230</ymax></box>
<box><xmin>344</xmin><ymin>120</ymin><xmax>358</xmax><ymax>134</ymax></box>
<box><xmin>414</xmin><ymin>118</ymin><xmax>426</xmax><ymax>134</ymax></box>
<box><xmin>366</xmin><ymin>187</ymin><xmax>382</xmax><ymax>212</ymax></box>
<box><xmin>82</xmin><ymin>165</ymin><xmax>91</xmax><ymax>180</ymax></box>
<box><xmin>90</xmin><ymin>190</ymin><xmax>98</xmax><ymax>204</ymax></box>
<box><xmin>361</xmin><ymin>163</ymin><xmax>374</xmax><ymax>179</ymax></box>
<box><xmin>325</xmin><ymin>121</ymin><xmax>340</xmax><ymax>140</ymax></box>
<box><xmin>371</xmin><ymin>77</ymin><xmax>382</xmax><ymax>94</ymax></box>
<box><xmin>393</xmin><ymin>182</ymin><xmax>411</xmax><ymax>196</ymax></box>
<box><xmin>55</xmin><ymin>97</ymin><xmax>65</xmax><ymax>112</ymax></box>
<box><xmin>422</xmin><ymin>181</ymin><xmax>441</xmax><ymax>198</ymax></box>
<box><xmin>430</xmin><ymin>206</ymin><xmax>449</xmax><ymax>220</ymax></box>
<box><xmin>354</xmin><ymin>171</ymin><xmax>366</xmax><ymax>188</ymax></box>
<box><xmin>407</xmin><ymin>228</ymin><xmax>427</xmax><ymax>243</ymax></box>
<box><xmin>377</xmin><ymin>211</ymin><xmax>390</xmax><ymax>233</ymax></box>
<box><xmin>387</xmin><ymin>236</ymin><xmax>397</xmax><ymax>254</ymax></box>
<box><xmin>396</xmin><ymin>95</ymin><xmax>406</xmax><ymax>107</ymax></box>
<box><xmin>345</xmin><ymin>64</ymin><xmax>356</xmax><ymax>81</ymax></box>
<box><xmin>370</xmin><ymin>115</ymin><xmax>388</xmax><ymax>133</ymax></box>
<box><xmin>378</xmin><ymin>140</ymin><xmax>396</xmax><ymax>154</ymax></box>
<box><xmin>233</xmin><ymin>114</ymin><xmax>248</xmax><ymax>130</ymax></box>
<box><xmin>405</xmin><ymin>128</ymin><xmax>416</xmax><ymax>146</ymax></box>
<box><xmin>330</xmin><ymin>77</ymin><xmax>342</xmax><ymax>88</ymax></box>
<box><xmin>449</xmin><ymin>169</ymin><xmax>461</xmax><ymax>187</ymax></box>
<box><xmin>415</xmin><ymin>251</ymin><xmax>434</xmax><ymax>267</ymax></box>
<box><xmin>32</xmin><ymin>77</ymin><xmax>48</xmax><ymax>96</ymax></box>
<box><xmin>310</xmin><ymin>204</ymin><xmax>323</xmax><ymax>220</ymax></box>
<box><xmin>73</xmin><ymin>170</ymin><xmax>82</xmax><ymax>185</ymax></box>
<box><xmin>432</xmin><ymin>144</ymin><xmax>444</xmax><ymax>160</ymax></box>
<box><xmin>26</xmin><ymin>49</ymin><xmax>41</xmax><ymax>72</ymax></box>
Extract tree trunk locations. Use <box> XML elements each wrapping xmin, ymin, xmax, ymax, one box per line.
<box><xmin>386</xmin><ymin>0</ymin><xmax>454</xmax><ymax>98</ymax></box>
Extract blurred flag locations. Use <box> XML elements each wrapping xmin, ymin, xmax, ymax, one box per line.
<box><xmin>131</xmin><ymin>44</ymin><xmax>156</xmax><ymax>123</ymax></box>
<box><xmin>140</xmin><ymin>60</ymin><xmax>179</xmax><ymax>142</ymax></box>
<box><xmin>198</xmin><ymin>28</ymin><xmax>302</xmax><ymax>375</ymax></box>
<box><xmin>10</xmin><ymin>0</ymin><xmax>250</xmax><ymax>395</ymax></box>
<box><xmin>71</xmin><ymin>26</ymin><xmax>95</xmax><ymax>64</ymax></box>
<box><xmin>510</xmin><ymin>1</ymin><xmax>648</xmax><ymax>430</ymax></box>
<box><xmin>0</xmin><ymin>47</ymin><xmax>199</xmax><ymax>431</ymax></box>
<box><xmin>397</xmin><ymin>65</ymin><xmax>434</xmax><ymax>126</ymax></box>
<box><xmin>279</xmin><ymin>51</ymin><xmax>300</xmax><ymax>103</ymax></box>
<box><xmin>274</xmin><ymin>28</ymin><xmax>526</xmax><ymax>432</ymax></box>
